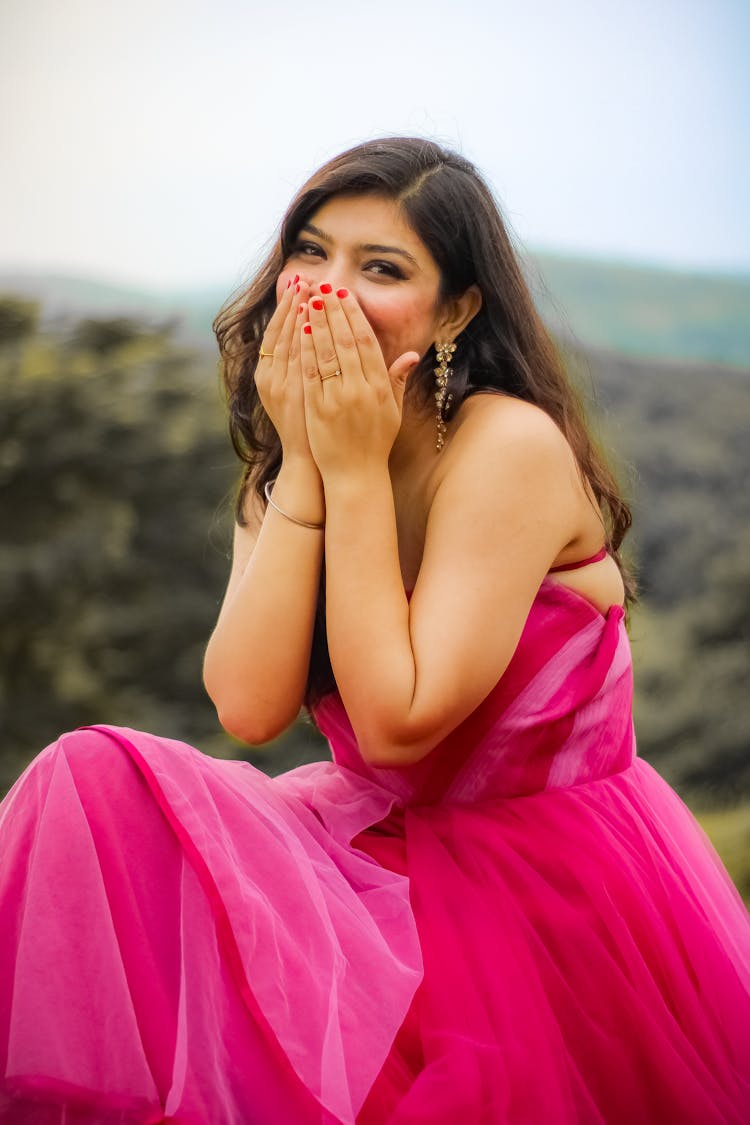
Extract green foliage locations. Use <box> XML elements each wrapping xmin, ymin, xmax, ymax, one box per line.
<box><xmin>695</xmin><ymin>803</ymin><xmax>750</xmax><ymax>904</ymax></box>
<box><xmin>0</xmin><ymin>313</ymin><xmax>328</xmax><ymax>794</ymax></box>
<box><xmin>0</xmin><ymin>296</ymin><xmax>39</xmax><ymax>345</ymax></box>
<box><xmin>630</xmin><ymin>549</ymin><xmax>750</xmax><ymax>804</ymax></box>
<box><xmin>1</xmin><ymin>321</ymin><xmax>214</xmax><ymax>787</ymax></box>
<box><xmin>69</xmin><ymin>316</ymin><xmax>159</xmax><ymax>356</ymax></box>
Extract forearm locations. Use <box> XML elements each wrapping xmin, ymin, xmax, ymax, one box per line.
<box><xmin>203</xmin><ymin>459</ymin><xmax>324</xmax><ymax>743</ymax></box>
<box><xmin>323</xmin><ymin>469</ymin><xmax>423</xmax><ymax>763</ymax></box>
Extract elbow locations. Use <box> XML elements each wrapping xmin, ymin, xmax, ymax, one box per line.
<box><xmin>357</xmin><ymin>723</ymin><xmax>441</xmax><ymax>770</ymax></box>
<box><xmin>213</xmin><ymin>701</ymin><xmax>298</xmax><ymax>747</ymax></box>
<box><xmin>353</xmin><ymin>696</ymin><xmax>460</xmax><ymax>768</ymax></box>
<box><xmin>203</xmin><ymin>665</ymin><xmax>299</xmax><ymax>747</ymax></box>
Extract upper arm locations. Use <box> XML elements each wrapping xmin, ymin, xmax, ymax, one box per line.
<box><xmin>402</xmin><ymin>401</ymin><xmax>582</xmax><ymax>754</ymax></box>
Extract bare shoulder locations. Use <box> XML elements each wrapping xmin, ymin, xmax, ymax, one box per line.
<box><xmin>443</xmin><ymin>392</ymin><xmax>578</xmax><ymax>485</ymax></box>
<box><xmin>418</xmin><ymin>392</ymin><xmax>590</xmax><ymax>645</ymax></box>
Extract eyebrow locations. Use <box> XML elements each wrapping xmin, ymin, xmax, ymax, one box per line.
<box><xmin>300</xmin><ymin>223</ymin><xmax>419</xmax><ymax>268</ymax></box>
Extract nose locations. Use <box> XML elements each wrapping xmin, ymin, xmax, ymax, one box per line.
<box><xmin>322</xmin><ymin>272</ymin><xmax>347</xmax><ymax>293</ymax></box>
<box><xmin>302</xmin><ymin>252</ymin><xmax>358</xmax><ymax>298</ymax></box>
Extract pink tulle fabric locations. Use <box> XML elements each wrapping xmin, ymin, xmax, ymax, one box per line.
<box><xmin>1</xmin><ymin>579</ymin><xmax>749</xmax><ymax>1123</ymax></box>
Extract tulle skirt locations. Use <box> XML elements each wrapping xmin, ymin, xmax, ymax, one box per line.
<box><xmin>1</xmin><ymin>725</ymin><xmax>749</xmax><ymax>1123</ymax></box>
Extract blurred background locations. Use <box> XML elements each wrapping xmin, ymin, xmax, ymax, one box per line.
<box><xmin>1</xmin><ymin>1</ymin><xmax>749</xmax><ymax>894</ymax></box>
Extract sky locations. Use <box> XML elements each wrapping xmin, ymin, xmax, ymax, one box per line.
<box><xmin>1</xmin><ymin>0</ymin><xmax>748</xmax><ymax>290</ymax></box>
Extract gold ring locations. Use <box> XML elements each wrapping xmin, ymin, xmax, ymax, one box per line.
<box><xmin>320</xmin><ymin>369</ymin><xmax>342</xmax><ymax>382</ymax></box>
<box><xmin>259</xmin><ymin>345</ymin><xmax>274</xmax><ymax>359</ymax></box>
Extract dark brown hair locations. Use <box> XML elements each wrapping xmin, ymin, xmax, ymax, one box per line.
<box><xmin>214</xmin><ymin>137</ymin><xmax>633</xmax><ymax>703</ymax></box>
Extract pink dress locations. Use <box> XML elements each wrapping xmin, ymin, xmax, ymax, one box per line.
<box><xmin>1</xmin><ymin>575</ymin><xmax>749</xmax><ymax>1123</ymax></box>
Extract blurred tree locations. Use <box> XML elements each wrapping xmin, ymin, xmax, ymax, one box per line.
<box><xmin>70</xmin><ymin>316</ymin><xmax>165</xmax><ymax>357</ymax></box>
<box><xmin>632</xmin><ymin>530</ymin><xmax>750</xmax><ymax>803</ymax></box>
<box><xmin>0</xmin><ymin>311</ymin><xmax>328</xmax><ymax>794</ymax></box>
<box><xmin>0</xmin><ymin>297</ymin><xmax>39</xmax><ymax>346</ymax></box>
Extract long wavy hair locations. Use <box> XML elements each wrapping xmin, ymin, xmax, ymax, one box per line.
<box><xmin>214</xmin><ymin>136</ymin><xmax>634</xmax><ymax>704</ymax></box>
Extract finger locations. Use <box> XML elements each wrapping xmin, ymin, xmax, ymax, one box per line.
<box><xmin>300</xmin><ymin>322</ymin><xmax>325</xmax><ymax>401</ymax></box>
<box><xmin>287</xmin><ymin>292</ymin><xmax>309</xmax><ymax>382</ymax></box>
<box><xmin>272</xmin><ymin>279</ymin><xmax>304</xmax><ymax>373</ymax></box>
<box><xmin>388</xmin><ymin>351</ymin><xmax>421</xmax><ymax>412</ymax></box>
<box><xmin>307</xmin><ymin>295</ymin><xmax>345</xmax><ymax>381</ymax></box>
<box><xmin>334</xmin><ymin>288</ymin><xmax>386</xmax><ymax>385</ymax></box>
<box><xmin>318</xmin><ymin>288</ymin><xmax>364</xmax><ymax>383</ymax></box>
<box><xmin>260</xmin><ymin>274</ymin><xmax>300</xmax><ymax>357</ymax></box>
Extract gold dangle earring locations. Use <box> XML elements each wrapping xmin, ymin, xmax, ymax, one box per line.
<box><xmin>434</xmin><ymin>341</ymin><xmax>457</xmax><ymax>451</ymax></box>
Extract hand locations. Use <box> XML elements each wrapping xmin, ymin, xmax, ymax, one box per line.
<box><xmin>254</xmin><ymin>277</ymin><xmax>316</xmax><ymax>466</ymax></box>
<box><xmin>300</xmin><ymin>288</ymin><xmax>420</xmax><ymax>479</ymax></box>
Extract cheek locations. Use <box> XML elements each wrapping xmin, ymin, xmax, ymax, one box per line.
<box><xmin>358</xmin><ymin>294</ymin><xmax>436</xmax><ymax>363</ymax></box>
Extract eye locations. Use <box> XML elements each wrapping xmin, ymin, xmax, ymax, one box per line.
<box><xmin>290</xmin><ymin>240</ymin><xmax>326</xmax><ymax>260</ymax></box>
<box><xmin>365</xmin><ymin>259</ymin><xmax>406</xmax><ymax>280</ymax></box>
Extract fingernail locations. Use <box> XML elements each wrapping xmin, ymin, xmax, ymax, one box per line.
<box><xmin>293</xmin><ymin>274</ymin><xmax>299</xmax><ymax>283</ymax></box>
<box><xmin>320</xmin><ymin>283</ymin><xmax>332</xmax><ymax>294</ymax></box>
<box><xmin>311</xmin><ymin>298</ymin><xmax>324</xmax><ymax>311</ymax></box>
<box><xmin>336</xmin><ymin>288</ymin><xmax>348</xmax><ymax>299</ymax></box>
<box><xmin>298</xmin><ymin>303</ymin><xmax>306</xmax><ymax>313</ymax></box>
<box><xmin>303</xmin><ymin>324</ymin><xmax>313</xmax><ymax>335</ymax></box>
<box><xmin>286</xmin><ymin>280</ymin><xmax>291</xmax><ymax>288</ymax></box>
<box><xmin>295</xmin><ymin>284</ymin><xmax>301</xmax><ymax>293</ymax></box>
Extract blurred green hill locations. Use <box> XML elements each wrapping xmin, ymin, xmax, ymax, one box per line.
<box><xmin>0</xmin><ymin>271</ymin><xmax>228</xmax><ymax>341</ymax></box>
<box><xmin>528</xmin><ymin>254</ymin><xmax>750</xmax><ymax>367</ymax></box>
<box><xmin>1</xmin><ymin>261</ymin><xmax>749</xmax><ymax>895</ymax></box>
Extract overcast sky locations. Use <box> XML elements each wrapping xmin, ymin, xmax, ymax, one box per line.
<box><xmin>1</xmin><ymin>0</ymin><xmax>748</xmax><ymax>290</ymax></box>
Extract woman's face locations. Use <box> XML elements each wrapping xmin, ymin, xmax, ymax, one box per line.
<box><xmin>277</xmin><ymin>194</ymin><xmax>446</xmax><ymax>370</ymax></box>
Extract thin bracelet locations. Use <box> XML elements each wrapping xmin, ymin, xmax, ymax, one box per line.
<box><xmin>263</xmin><ymin>479</ymin><xmax>324</xmax><ymax>530</ymax></box>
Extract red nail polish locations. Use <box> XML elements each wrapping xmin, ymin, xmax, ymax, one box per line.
<box><xmin>311</xmin><ymin>298</ymin><xmax>324</xmax><ymax>311</ymax></box>
<box><xmin>336</xmin><ymin>288</ymin><xmax>348</xmax><ymax>299</ymax></box>
<box><xmin>320</xmin><ymin>283</ymin><xmax>332</xmax><ymax>294</ymax></box>
<box><xmin>286</xmin><ymin>280</ymin><xmax>291</xmax><ymax>288</ymax></box>
<box><xmin>293</xmin><ymin>274</ymin><xmax>300</xmax><ymax>283</ymax></box>
<box><xmin>295</xmin><ymin>284</ymin><xmax>301</xmax><ymax>293</ymax></box>
<box><xmin>303</xmin><ymin>323</ymin><xmax>313</xmax><ymax>335</ymax></box>
<box><xmin>298</xmin><ymin>303</ymin><xmax>305</xmax><ymax>313</ymax></box>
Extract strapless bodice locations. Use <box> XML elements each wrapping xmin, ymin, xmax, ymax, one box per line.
<box><xmin>313</xmin><ymin>579</ymin><xmax>635</xmax><ymax>806</ymax></box>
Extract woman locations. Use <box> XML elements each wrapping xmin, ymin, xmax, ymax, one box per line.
<box><xmin>1</xmin><ymin>138</ymin><xmax>748</xmax><ymax>1124</ymax></box>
